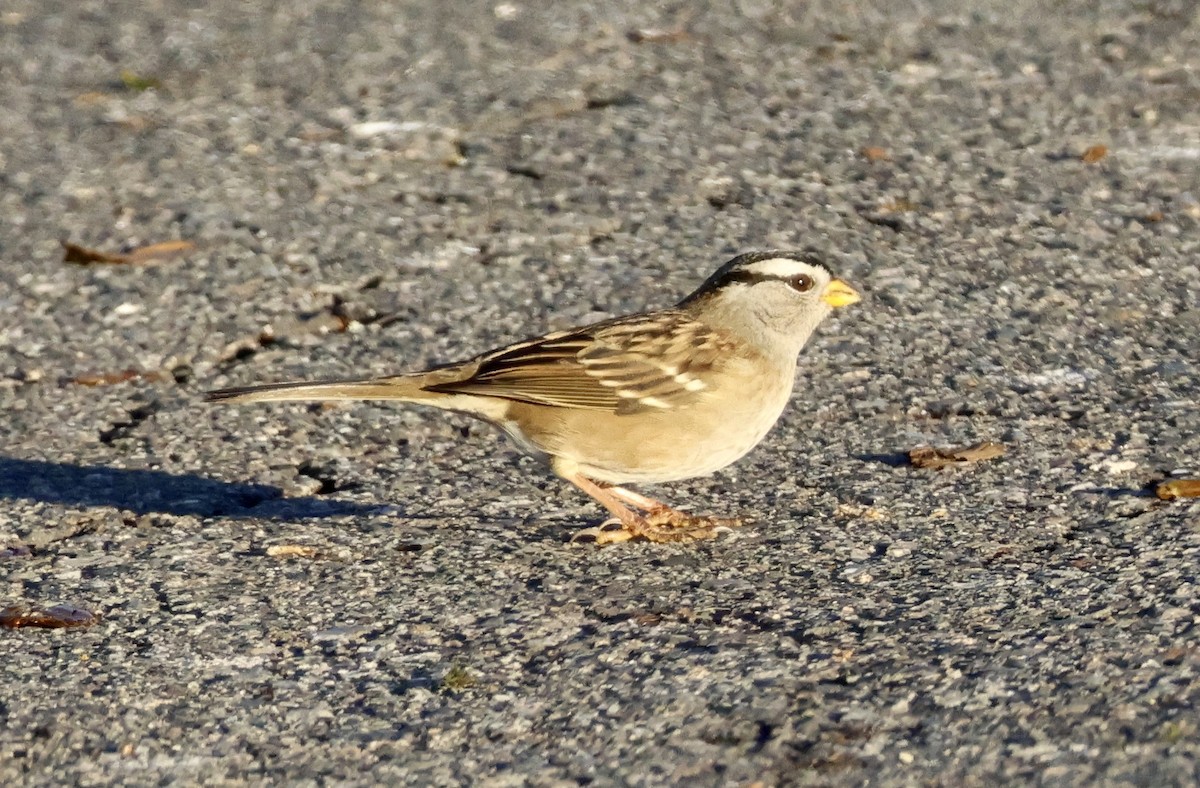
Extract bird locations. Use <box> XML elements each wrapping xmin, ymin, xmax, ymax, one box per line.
<box><xmin>205</xmin><ymin>251</ymin><xmax>860</xmax><ymax>544</ymax></box>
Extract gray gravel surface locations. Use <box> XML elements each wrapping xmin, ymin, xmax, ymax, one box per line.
<box><xmin>2</xmin><ymin>1</ymin><xmax>1199</xmax><ymax>785</ymax></box>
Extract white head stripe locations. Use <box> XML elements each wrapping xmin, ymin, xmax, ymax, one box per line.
<box><xmin>739</xmin><ymin>257</ymin><xmax>823</xmax><ymax>279</ymax></box>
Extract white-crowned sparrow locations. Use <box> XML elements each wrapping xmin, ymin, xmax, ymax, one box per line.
<box><xmin>206</xmin><ymin>251</ymin><xmax>860</xmax><ymax>544</ymax></box>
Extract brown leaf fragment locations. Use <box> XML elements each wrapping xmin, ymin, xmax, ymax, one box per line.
<box><xmin>861</xmin><ymin>146</ymin><xmax>891</xmax><ymax>162</ymax></box>
<box><xmin>1081</xmin><ymin>144</ymin><xmax>1108</xmax><ymax>163</ymax></box>
<box><xmin>67</xmin><ymin>367</ymin><xmax>173</xmax><ymax>387</ymax></box>
<box><xmin>69</xmin><ymin>369</ymin><xmax>140</xmax><ymax>387</ymax></box>
<box><xmin>1156</xmin><ymin>479</ymin><xmax>1200</xmax><ymax>501</ymax></box>
<box><xmin>62</xmin><ymin>241</ymin><xmax>130</xmax><ymax>265</ymax></box>
<box><xmin>0</xmin><ymin>604</ymin><xmax>99</xmax><ymax>629</ymax></box>
<box><xmin>124</xmin><ymin>239</ymin><xmax>196</xmax><ymax>263</ymax></box>
<box><xmin>880</xmin><ymin>198</ymin><xmax>918</xmax><ymax>213</ymax></box>
<box><xmin>909</xmin><ymin>441</ymin><xmax>1006</xmax><ymax>469</ymax></box>
<box><xmin>266</xmin><ymin>544</ymin><xmax>321</xmax><ymax>559</ymax></box>
<box><xmin>62</xmin><ymin>239</ymin><xmax>195</xmax><ymax>266</ymax></box>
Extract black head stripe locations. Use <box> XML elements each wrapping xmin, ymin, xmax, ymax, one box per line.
<box><xmin>678</xmin><ymin>250</ymin><xmax>832</xmax><ymax>306</ymax></box>
<box><xmin>719</xmin><ymin>269</ymin><xmax>761</xmax><ymax>286</ymax></box>
<box><xmin>718</xmin><ymin>270</ymin><xmax>807</xmax><ymax>287</ymax></box>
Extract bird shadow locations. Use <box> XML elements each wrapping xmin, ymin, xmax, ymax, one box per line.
<box><xmin>1076</xmin><ymin>485</ymin><xmax>1158</xmax><ymax>500</ymax></box>
<box><xmin>0</xmin><ymin>456</ymin><xmax>380</xmax><ymax>520</ymax></box>
<box><xmin>856</xmin><ymin>452</ymin><xmax>911</xmax><ymax>467</ymax></box>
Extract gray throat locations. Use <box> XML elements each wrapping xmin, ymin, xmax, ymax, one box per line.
<box><xmin>684</xmin><ymin>294</ymin><xmax>828</xmax><ymax>360</ymax></box>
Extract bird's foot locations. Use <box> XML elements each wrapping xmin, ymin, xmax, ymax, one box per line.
<box><xmin>571</xmin><ymin>510</ymin><xmax>743</xmax><ymax>545</ymax></box>
<box><xmin>638</xmin><ymin>507</ymin><xmax>743</xmax><ymax>542</ymax></box>
<box><xmin>570</xmin><ymin>518</ymin><xmax>632</xmax><ymax>545</ymax></box>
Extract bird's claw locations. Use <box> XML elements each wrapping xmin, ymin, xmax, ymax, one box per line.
<box><xmin>571</xmin><ymin>513</ymin><xmax>743</xmax><ymax>545</ymax></box>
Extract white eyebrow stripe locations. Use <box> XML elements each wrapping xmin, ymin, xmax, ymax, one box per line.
<box><xmin>740</xmin><ymin>258</ymin><xmax>820</xmax><ymax>279</ymax></box>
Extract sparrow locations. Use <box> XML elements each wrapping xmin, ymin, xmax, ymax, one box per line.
<box><xmin>206</xmin><ymin>251</ymin><xmax>860</xmax><ymax>544</ymax></box>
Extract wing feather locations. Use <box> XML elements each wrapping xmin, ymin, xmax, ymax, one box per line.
<box><xmin>423</xmin><ymin>311</ymin><xmax>733</xmax><ymax>412</ymax></box>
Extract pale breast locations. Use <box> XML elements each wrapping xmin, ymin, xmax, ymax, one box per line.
<box><xmin>504</xmin><ymin>354</ymin><xmax>797</xmax><ymax>484</ymax></box>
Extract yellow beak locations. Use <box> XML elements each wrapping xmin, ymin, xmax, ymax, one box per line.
<box><xmin>821</xmin><ymin>278</ymin><xmax>861</xmax><ymax>308</ymax></box>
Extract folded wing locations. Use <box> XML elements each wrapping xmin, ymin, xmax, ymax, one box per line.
<box><xmin>425</xmin><ymin>311</ymin><xmax>733</xmax><ymax>414</ymax></box>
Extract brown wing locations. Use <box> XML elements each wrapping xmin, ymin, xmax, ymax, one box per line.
<box><xmin>424</xmin><ymin>311</ymin><xmax>734</xmax><ymax>413</ymax></box>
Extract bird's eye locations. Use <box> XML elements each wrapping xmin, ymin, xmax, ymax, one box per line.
<box><xmin>788</xmin><ymin>274</ymin><xmax>815</xmax><ymax>293</ymax></box>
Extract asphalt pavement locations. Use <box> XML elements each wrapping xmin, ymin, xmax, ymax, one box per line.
<box><xmin>1</xmin><ymin>1</ymin><xmax>1198</xmax><ymax>784</ymax></box>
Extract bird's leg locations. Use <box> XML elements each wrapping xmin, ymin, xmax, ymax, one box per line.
<box><xmin>602</xmin><ymin>485</ymin><xmax>670</xmax><ymax>512</ymax></box>
<box><xmin>559</xmin><ymin>466</ymin><xmax>740</xmax><ymax>544</ymax></box>
<box><xmin>560</xmin><ymin>472</ymin><xmax>649</xmax><ymax>544</ymax></box>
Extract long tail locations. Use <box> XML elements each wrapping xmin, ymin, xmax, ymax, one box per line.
<box><xmin>204</xmin><ymin>374</ymin><xmax>429</xmax><ymax>404</ymax></box>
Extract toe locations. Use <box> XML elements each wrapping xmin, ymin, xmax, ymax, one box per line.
<box><xmin>569</xmin><ymin>527</ymin><xmax>601</xmax><ymax>544</ymax></box>
<box><xmin>570</xmin><ymin>520</ymin><xmax>635</xmax><ymax>544</ymax></box>
<box><xmin>593</xmin><ymin>528</ymin><xmax>635</xmax><ymax>545</ymax></box>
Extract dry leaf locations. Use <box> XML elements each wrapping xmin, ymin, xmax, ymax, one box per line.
<box><xmin>62</xmin><ymin>239</ymin><xmax>195</xmax><ymax>266</ymax></box>
<box><xmin>69</xmin><ymin>369</ymin><xmax>141</xmax><ymax>387</ymax></box>
<box><xmin>62</xmin><ymin>242</ymin><xmax>129</xmax><ymax>265</ymax></box>
<box><xmin>67</xmin><ymin>367</ymin><xmax>172</xmax><ymax>387</ymax></box>
<box><xmin>1156</xmin><ymin>479</ymin><xmax>1200</xmax><ymax>501</ymax></box>
<box><xmin>266</xmin><ymin>544</ymin><xmax>321</xmax><ymax>559</ymax></box>
<box><xmin>1081</xmin><ymin>144</ymin><xmax>1108</xmax><ymax>163</ymax></box>
<box><xmin>879</xmin><ymin>198</ymin><xmax>918</xmax><ymax>213</ymax></box>
<box><xmin>861</xmin><ymin>146</ymin><xmax>891</xmax><ymax>162</ymax></box>
<box><xmin>125</xmin><ymin>239</ymin><xmax>196</xmax><ymax>263</ymax></box>
<box><xmin>909</xmin><ymin>441</ymin><xmax>1006</xmax><ymax>469</ymax></box>
<box><xmin>0</xmin><ymin>604</ymin><xmax>99</xmax><ymax>629</ymax></box>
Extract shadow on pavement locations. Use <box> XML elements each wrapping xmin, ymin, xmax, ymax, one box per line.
<box><xmin>855</xmin><ymin>452</ymin><xmax>911</xmax><ymax>467</ymax></box>
<box><xmin>0</xmin><ymin>456</ymin><xmax>380</xmax><ymax>519</ymax></box>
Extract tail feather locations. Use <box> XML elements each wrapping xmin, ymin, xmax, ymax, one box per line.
<box><xmin>204</xmin><ymin>375</ymin><xmax>426</xmax><ymax>404</ymax></box>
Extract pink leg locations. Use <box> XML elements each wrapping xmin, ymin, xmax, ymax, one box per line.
<box><xmin>556</xmin><ymin>464</ymin><xmax>743</xmax><ymax>544</ymax></box>
<box><xmin>605</xmin><ymin>485</ymin><xmax>670</xmax><ymax>512</ymax></box>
